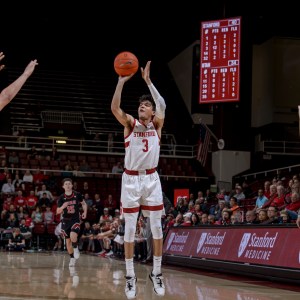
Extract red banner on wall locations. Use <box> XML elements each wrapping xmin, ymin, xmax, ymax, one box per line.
<box><xmin>163</xmin><ymin>226</ymin><xmax>300</xmax><ymax>269</ymax></box>
<box><xmin>173</xmin><ymin>189</ymin><xmax>189</xmax><ymax>206</ymax></box>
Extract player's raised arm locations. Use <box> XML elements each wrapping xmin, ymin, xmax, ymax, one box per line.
<box><xmin>111</xmin><ymin>75</ymin><xmax>134</xmax><ymax>128</ymax></box>
<box><xmin>0</xmin><ymin>58</ymin><xmax>38</xmax><ymax>111</ymax></box>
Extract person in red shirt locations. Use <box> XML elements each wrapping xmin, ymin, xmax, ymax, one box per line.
<box><xmin>26</xmin><ymin>190</ymin><xmax>38</xmax><ymax>213</ymax></box>
<box><xmin>14</xmin><ymin>190</ymin><xmax>27</xmax><ymax>209</ymax></box>
<box><xmin>23</xmin><ymin>211</ymin><xmax>34</xmax><ymax>229</ymax></box>
<box><xmin>103</xmin><ymin>194</ymin><xmax>117</xmax><ymax>216</ymax></box>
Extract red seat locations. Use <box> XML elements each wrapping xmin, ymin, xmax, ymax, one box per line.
<box><xmin>32</xmin><ymin>223</ymin><xmax>46</xmax><ymax>250</ymax></box>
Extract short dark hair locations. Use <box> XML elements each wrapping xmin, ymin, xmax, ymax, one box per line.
<box><xmin>139</xmin><ymin>94</ymin><xmax>156</xmax><ymax>111</ymax></box>
<box><xmin>62</xmin><ymin>178</ymin><xmax>72</xmax><ymax>184</ymax></box>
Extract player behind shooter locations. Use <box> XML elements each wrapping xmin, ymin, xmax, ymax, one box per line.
<box><xmin>56</xmin><ymin>178</ymin><xmax>87</xmax><ymax>267</ymax></box>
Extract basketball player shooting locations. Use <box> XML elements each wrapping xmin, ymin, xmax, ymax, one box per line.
<box><xmin>111</xmin><ymin>61</ymin><xmax>166</xmax><ymax>299</ymax></box>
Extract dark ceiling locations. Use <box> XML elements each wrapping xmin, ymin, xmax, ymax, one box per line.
<box><xmin>1</xmin><ymin>2</ymin><xmax>299</xmax><ymax>73</ymax></box>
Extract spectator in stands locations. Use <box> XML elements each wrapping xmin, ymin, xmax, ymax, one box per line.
<box><xmin>215</xmin><ymin>210</ymin><xmax>231</xmax><ymax>225</ymax></box>
<box><xmin>12</xmin><ymin>174</ymin><xmax>24</xmax><ymax>192</ymax></box>
<box><xmin>92</xmin><ymin>132</ymin><xmax>101</xmax><ymax>146</ymax></box>
<box><xmin>216</xmin><ymin>188</ymin><xmax>228</xmax><ymax>202</ymax></box>
<box><xmin>22</xmin><ymin>169</ymin><xmax>33</xmax><ymax>183</ymax></box>
<box><xmin>262</xmin><ymin>207</ymin><xmax>280</xmax><ymax>224</ymax></box>
<box><xmin>1</xmin><ymin>178</ymin><xmax>15</xmax><ymax>196</ymax></box>
<box><xmin>83</xmin><ymin>193</ymin><xmax>94</xmax><ymax>209</ymax></box>
<box><xmin>262</xmin><ymin>184</ymin><xmax>278</xmax><ymax>209</ymax></box>
<box><xmin>17</xmin><ymin>206</ymin><xmax>27</xmax><ymax>221</ymax></box>
<box><xmin>31</xmin><ymin>206</ymin><xmax>43</xmax><ymax>224</ymax></box>
<box><xmin>207</xmin><ymin>214</ymin><xmax>216</xmax><ymax>225</ymax></box>
<box><xmin>38</xmin><ymin>192</ymin><xmax>51</xmax><ymax>210</ymax></box>
<box><xmin>99</xmin><ymin>208</ymin><xmax>113</xmax><ymax>224</ymax></box>
<box><xmin>254</xmin><ymin>189</ymin><xmax>269</xmax><ymax>213</ymax></box>
<box><xmin>53</xmin><ymin>221</ymin><xmax>63</xmax><ymax>251</ymax></box>
<box><xmin>188</xmin><ymin>193</ymin><xmax>195</xmax><ymax>206</ymax></box>
<box><xmin>92</xmin><ymin>193</ymin><xmax>103</xmax><ymax>221</ymax></box>
<box><xmin>112</xmin><ymin>161</ymin><xmax>124</xmax><ymax>174</ymax></box>
<box><xmin>268</xmin><ymin>185</ymin><xmax>285</xmax><ymax>208</ymax></box>
<box><xmin>241</xmin><ymin>181</ymin><xmax>253</xmax><ymax>199</ymax></box>
<box><xmin>200</xmin><ymin>213</ymin><xmax>210</xmax><ymax>225</ymax></box>
<box><xmin>79</xmin><ymin>221</ymin><xmax>94</xmax><ymax>252</ymax></box>
<box><xmin>0</xmin><ymin>146</ymin><xmax>8</xmax><ymax>162</ymax></box>
<box><xmin>79</xmin><ymin>159</ymin><xmax>91</xmax><ymax>174</ymax></box>
<box><xmin>257</xmin><ymin>209</ymin><xmax>269</xmax><ymax>224</ymax></box>
<box><xmin>6</xmin><ymin>227</ymin><xmax>25</xmax><ymax>251</ymax></box>
<box><xmin>19</xmin><ymin>218</ymin><xmax>32</xmax><ymax>240</ymax></box>
<box><xmin>62</xmin><ymin>164</ymin><xmax>73</xmax><ymax>178</ymax></box>
<box><xmin>80</xmin><ymin>181</ymin><xmax>91</xmax><ymax>196</ymax></box>
<box><xmin>33</xmin><ymin>168</ymin><xmax>45</xmax><ymax>186</ymax></box>
<box><xmin>169</xmin><ymin>213</ymin><xmax>183</xmax><ymax>227</ymax></box>
<box><xmin>103</xmin><ymin>194</ymin><xmax>117</xmax><ymax>216</ymax></box>
<box><xmin>6</xmin><ymin>212</ymin><xmax>19</xmax><ymax>229</ymax></box>
<box><xmin>27</xmin><ymin>145</ymin><xmax>39</xmax><ymax>160</ymax></box>
<box><xmin>166</xmin><ymin>134</ymin><xmax>176</xmax><ymax>155</ymax></box>
<box><xmin>195</xmin><ymin>191</ymin><xmax>204</xmax><ymax>203</ymax></box>
<box><xmin>204</xmin><ymin>189</ymin><xmax>214</xmax><ymax>204</ymax></box>
<box><xmin>282</xmin><ymin>192</ymin><xmax>300</xmax><ymax>221</ymax></box>
<box><xmin>38</xmin><ymin>144</ymin><xmax>48</xmax><ymax>160</ymax></box>
<box><xmin>23</xmin><ymin>211</ymin><xmax>34</xmax><ymax>230</ymax></box>
<box><xmin>180</xmin><ymin>212</ymin><xmax>192</xmax><ymax>226</ymax></box>
<box><xmin>243</xmin><ymin>210</ymin><xmax>259</xmax><ymax>224</ymax></box>
<box><xmin>14</xmin><ymin>190</ymin><xmax>27</xmax><ymax>209</ymax></box>
<box><xmin>279</xmin><ymin>210</ymin><xmax>290</xmax><ymax>224</ymax></box>
<box><xmin>43</xmin><ymin>205</ymin><xmax>55</xmax><ymax>225</ymax></box>
<box><xmin>230</xmin><ymin>214</ymin><xmax>242</xmax><ymax>225</ymax></box>
<box><xmin>0</xmin><ymin>52</ymin><xmax>38</xmax><ymax>111</ymax></box>
<box><xmin>35</xmin><ymin>184</ymin><xmax>54</xmax><ymax>202</ymax></box>
<box><xmin>284</xmin><ymin>181</ymin><xmax>299</xmax><ymax>206</ymax></box>
<box><xmin>233</xmin><ymin>186</ymin><xmax>246</xmax><ymax>205</ymax></box>
<box><xmin>107</xmin><ymin>132</ymin><xmax>114</xmax><ymax>152</ymax></box>
<box><xmin>49</xmin><ymin>146</ymin><xmax>59</xmax><ymax>161</ymax></box>
<box><xmin>175</xmin><ymin>197</ymin><xmax>188</xmax><ymax>215</ymax></box>
<box><xmin>26</xmin><ymin>190</ymin><xmax>38</xmax><ymax>213</ymax></box>
<box><xmin>263</xmin><ymin>180</ymin><xmax>271</xmax><ymax>199</ymax></box>
<box><xmin>8</xmin><ymin>151</ymin><xmax>19</xmax><ymax>167</ymax></box>
<box><xmin>225</xmin><ymin>196</ymin><xmax>241</xmax><ymax>216</ymax></box>
<box><xmin>72</xmin><ymin>165</ymin><xmax>86</xmax><ymax>177</ymax></box>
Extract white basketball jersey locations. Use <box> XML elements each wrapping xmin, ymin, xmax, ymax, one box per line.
<box><xmin>124</xmin><ymin>119</ymin><xmax>160</xmax><ymax>170</ymax></box>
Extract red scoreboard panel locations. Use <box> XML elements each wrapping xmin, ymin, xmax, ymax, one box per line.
<box><xmin>199</xmin><ymin>17</ymin><xmax>241</xmax><ymax>104</ymax></box>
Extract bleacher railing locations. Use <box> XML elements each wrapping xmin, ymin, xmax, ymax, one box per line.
<box><xmin>0</xmin><ymin>135</ymin><xmax>198</xmax><ymax>159</ymax></box>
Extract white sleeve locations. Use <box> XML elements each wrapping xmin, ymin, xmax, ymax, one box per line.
<box><xmin>148</xmin><ymin>83</ymin><xmax>166</xmax><ymax>119</ymax></box>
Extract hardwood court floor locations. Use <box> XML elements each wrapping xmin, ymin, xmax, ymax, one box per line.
<box><xmin>0</xmin><ymin>251</ymin><xmax>300</xmax><ymax>300</ymax></box>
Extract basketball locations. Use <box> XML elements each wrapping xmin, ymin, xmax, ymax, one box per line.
<box><xmin>114</xmin><ymin>51</ymin><xmax>139</xmax><ymax>77</ymax></box>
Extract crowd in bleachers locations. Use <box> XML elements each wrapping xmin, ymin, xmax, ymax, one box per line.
<box><xmin>1</xmin><ymin>144</ymin><xmax>299</xmax><ymax>262</ymax></box>
<box><xmin>162</xmin><ymin>174</ymin><xmax>300</xmax><ymax>231</ymax></box>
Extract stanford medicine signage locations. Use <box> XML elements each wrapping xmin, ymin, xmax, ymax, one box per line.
<box><xmin>163</xmin><ymin>227</ymin><xmax>300</xmax><ymax>269</ymax></box>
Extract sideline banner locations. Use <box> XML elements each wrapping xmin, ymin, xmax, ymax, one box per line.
<box><xmin>163</xmin><ymin>226</ymin><xmax>300</xmax><ymax>269</ymax></box>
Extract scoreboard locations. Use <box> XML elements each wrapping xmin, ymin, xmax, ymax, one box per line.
<box><xmin>199</xmin><ymin>17</ymin><xmax>241</xmax><ymax>104</ymax></box>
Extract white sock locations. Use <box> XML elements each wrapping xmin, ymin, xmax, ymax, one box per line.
<box><xmin>125</xmin><ymin>258</ymin><xmax>135</xmax><ymax>277</ymax></box>
<box><xmin>152</xmin><ymin>256</ymin><xmax>162</xmax><ymax>275</ymax></box>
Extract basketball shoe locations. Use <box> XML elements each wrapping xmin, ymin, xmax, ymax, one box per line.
<box><xmin>149</xmin><ymin>272</ymin><xmax>165</xmax><ymax>296</ymax></box>
<box><xmin>125</xmin><ymin>276</ymin><xmax>137</xmax><ymax>299</ymax></box>
<box><xmin>69</xmin><ymin>258</ymin><xmax>76</xmax><ymax>267</ymax></box>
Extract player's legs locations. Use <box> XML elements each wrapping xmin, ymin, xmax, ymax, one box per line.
<box><xmin>70</xmin><ymin>223</ymin><xmax>81</xmax><ymax>259</ymax></box>
<box><xmin>121</xmin><ymin>173</ymin><xmax>140</xmax><ymax>299</ymax></box>
<box><xmin>140</xmin><ymin>173</ymin><xmax>165</xmax><ymax>296</ymax></box>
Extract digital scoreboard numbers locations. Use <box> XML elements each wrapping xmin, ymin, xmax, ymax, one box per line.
<box><xmin>199</xmin><ymin>17</ymin><xmax>241</xmax><ymax>104</ymax></box>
